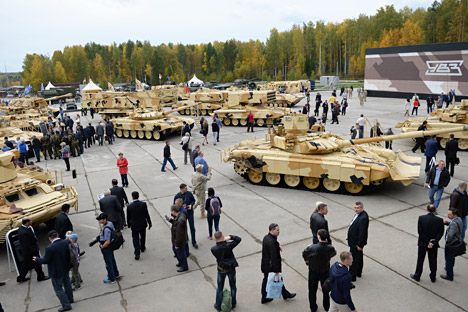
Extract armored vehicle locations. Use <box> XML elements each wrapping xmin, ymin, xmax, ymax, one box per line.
<box><xmin>222</xmin><ymin>115</ymin><xmax>468</xmax><ymax>194</ymax></box>
<box><xmin>0</xmin><ymin>94</ymin><xmax>70</xmax><ymax>117</ymax></box>
<box><xmin>0</xmin><ymin>152</ymin><xmax>78</xmax><ymax>242</ymax></box>
<box><xmin>397</xmin><ymin>99</ymin><xmax>468</xmax><ymax>150</ymax></box>
<box><xmin>214</xmin><ymin>91</ymin><xmax>285</xmax><ymax>127</ymax></box>
<box><xmin>112</xmin><ymin>103</ymin><xmax>197</xmax><ymax>140</ymax></box>
<box><xmin>173</xmin><ymin>91</ymin><xmax>225</xmax><ymax>115</ymax></box>
<box><xmin>273</xmin><ymin>93</ymin><xmax>305</xmax><ymax>107</ymax></box>
<box><xmin>152</xmin><ymin>85</ymin><xmax>178</xmax><ymax>107</ymax></box>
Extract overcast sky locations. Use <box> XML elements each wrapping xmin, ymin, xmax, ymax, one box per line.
<box><xmin>1</xmin><ymin>0</ymin><xmax>432</xmax><ymax>72</ymax></box>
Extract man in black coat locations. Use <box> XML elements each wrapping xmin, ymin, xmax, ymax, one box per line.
<box><xmin>412</xmin><ymin>121</ymin><xmax>427</xmax><ymax>153</ymax></box>
<box><xmin>445</xmin><ymin>134</ymin><xmax>459</xmax><ymax>176</ymax></box>
<box><xmin>347</xmin><ymin>201</ymin><xmax>369</xmax><ymax>282</ymax></box>
<box><xmin>410</xmin><ymin>204</ymin><xmax>444</xmax><ymax>283</ymax></box>
<box><xmin>34</xmin><ymin>230</ymin><xmax>73</xmax><ymax>312</ymax></box>
<box><xmin>17</xmin><ymin>217</ymin><xmax>49</xmax><ymax>283</ymax></box>
<box><xmin>83</xmin><ymin>125</ymin><xmax>92</xmax><ymax>148</ymax></box>
<box><xmin>105</xmin><ymin>120</ymin><xmax>114</xmax><ymax>145</ymax></box>
<box><xmin>110</xmin><ymin>179</ymin><xmax>129</xmax><ymax>227</ymax></box>
<box><xmin>99</xmin><ymin>191</ymin><xmax>123</xmax><ymax>230</ymax></box>
<box><xmin>450</xmin><ymin>181</ymin><xmax>468</xmax><ymax>241</ymax></box>
<box><xmin>260</xmin><ymin>223</ymin><xmax>296</xmax><ymax>304</ymax></box>
<box><xmin>303</xmin><ymin>229</ymin><xmax>336</xmax><ymax>312</ymax></box>
<box><xmin>310</xmin><ymin>202</ymin><xmax>331</xmax><ymax>244</ymax></box>
<box><xmin>127</xmin><ymin>191</ymin><xmax>152</xmax><ymax>260</ymax></box>
<box><xmin>55</xmin><ymin>204</ymin><xmax>73</xmax><ymax>239</ymax></box>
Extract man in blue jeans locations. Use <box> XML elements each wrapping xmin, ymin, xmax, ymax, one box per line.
<box><xmin>96</xmin><ymin>213</ymin><xmax>120</xmax><ymax>284</ymax></box>
<box><xmin>425</xmin><ymin>160</ymin><xmax>451</xmax><ymax>211</ymax></box>
<box><xmin>174</xmin><ymin>184</ymin><xmax>198</xmax><ymax>249</ymax></box>
<box><xmin>161</xmin><ymin>141</ymin><xmax>178</xmax><ymax>172</ymax></box>
<box><xmin>211</xmin><ymin>232</ymin><xmax>241</xmax><ymax>311</ymax></box>
<box><xmin>441</xmin><ymin>208</ymin><xmax>463</xmax><ymax>281</ymax></box>
<box><xmin>170</xmin><ymin>205</ymin><xmax>189</xmax><ymax>272</ymax></box>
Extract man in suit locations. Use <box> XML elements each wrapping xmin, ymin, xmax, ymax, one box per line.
<box><xmin>17</xmin><ymin>217</ymin><xmax>49</xmax><ymax>283</ymax></box>
<box><xmin>34</xmin><ymin>230</ymin><xmax>73</xmax><ymax>312</ymax></box>
<box><xmin>410</xmin><ymin>204</ymin><xmax>444</xmax><ymax>283</ymax></box>
<box><xmin>110</xmin><ymin>179</ymin><xmax>129</xmax><ymax>227</ymax></box>
<box><xmin>441</xmin><ymin>208</ymin><xmax>463</xmax><ymax>281</ymax></box>
<box><xmin>310</xmin><ymin>202</ymin><xmax>331</xmax><ymax>244</ymax></box>
<box><xmin>55</xmin><ymin>204</ymin><xmax>73</xmax><ymax>239</ymax></box>
<box><xmin>425</xmin><ymin>160</ymin><xmax>451</xmax><ymax>210</ymax></box>
<box><xmin>424</xmin><ymin>135</ymin><xmax>438</xmax><ymax>172</ymax></box>
<box><xmin>260</xmin><ymin>223</ymin><xmax>296</xmax><ymax>304</ymax></box>
<box><xmin>445</xmin><ymin>134</ymin><xmax>458</xmax><ymax>176</ymax></box>
<box><xmin>347</xmin><ymin>201</ymin><xmax>369</xmax><ymax>282</ymax></box>
<box><xmin>127</xmin><ymin>191</ymin><xmax>152</xmax><ymax>260</ymax></box>
<box><xmin>99</xmin><ymin>191</ymin><xmax>123</xmax><ymax>230</ymax></box>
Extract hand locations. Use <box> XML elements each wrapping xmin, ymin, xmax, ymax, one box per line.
<box><xmin>427</xmin><ymin>243</ymin><xmax>433</xmax><ymax>248</ymax></box>
<box><xmin>187</xmin><ymin>205</ymin><xmax>192</xmax><ymax>210</ymax></box>
<box><xmin>175</xmin><ymin>246</ymin><xmax>179</xmax><ymax>249</ymax></box>
<box><xmin>425</xmin><ymin>183</ymin><xmax>430</xmax><ymax>188</ymax></box>
<box><xmin>33</xmin><ymin>256</ymin><xmax>37</xmax><ymax>262</ymax></box>
<box><xmin>208</xmin><ymin>167</ymin><xmax>212</xmax><ymax>172</ymax></box>
<box><xmin>225</xmin><ymin>236</ymin><xmax>231</xmax><ymax>241</ymax></box>
<box><xmin>356</xmin><ymin>246</ymin><xmax>363</xmax><ymax>251</ymax></box>
<box><xmin>148</xmin><ymin>225</ymin><xmax>152</xmax><ymax>230</ymax></box>
<box><xmin>279</xmin><ymin>246</ymin><xmax>283</xmax><ymax>252</ymax></box>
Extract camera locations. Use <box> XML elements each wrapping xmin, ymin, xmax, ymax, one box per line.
<box><xmin>89</xmin><ymin>236</ymin><xmax>100</xmax><ymax>247</ymax></box>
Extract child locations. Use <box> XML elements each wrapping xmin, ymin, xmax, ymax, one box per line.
<box><xmin>66</xmin><ymin>232</ymin><xmax>83</xmax><ymax>291</ymax></box>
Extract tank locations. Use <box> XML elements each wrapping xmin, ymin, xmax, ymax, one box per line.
<box><xmin>214</xmin><ymin>90</ymin><xmax>286</xmax><ymax>127</ymax></box>
<box><xmin>272</xmin><ymin>93</ymin><xmax>305</xmax><ymax>107</ymax></box>
<box><xmin>151</xmin><ymin>85</ymin><xmax>178</xmax><ymax>107</ymax></box>
<box><xmin>396</xmin><ymin>99</ymin><xmax>468</xmax><ymax>150</ymax></box>
<box><xmin>0</xmin><ymin>127</ymin><xmax>43</xmax><ymax>147</ymax></box>
<box><xmin>222</xmin><ymin>114</ymin><xmax>468</xmax><ymax>194</ymax></box>
<box><xmin>0</xmin><ymin>152</ymin><xmax>78</xmax><ymax>242</ymax></box>
<box><xmin>112</xmin><ymin>102</ymin><xmax>197</xmax><ymax>140</ymax></box>
<box><xmin>172</xmin><ymin>91</ymin><xmax>225</xmax><ymax>115</ymax></box>
<box><xmin>0</xmin><ymin>94</ymin><xmax>70</xmax><ymax>117</ymax></box>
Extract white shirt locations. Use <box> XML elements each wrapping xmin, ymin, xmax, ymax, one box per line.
<box><xmin>357</xmin><ymin>117</ymin><xmax>364</xmax><ymax>126</ymax></box>
<box><xmin>350</xmin><ymin>214</ymin><xmax>359</xmax><ymax>226</ymax></box>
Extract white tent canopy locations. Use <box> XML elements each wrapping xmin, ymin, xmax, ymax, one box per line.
<box><xmin>45</xmin><ymin>82</ymin><xmax>55</xmax><ymax>90</ymax></box>
<box><xmin>188</xmin><ymin>75</ymin><xmax>203</xmax><ymax>86</ymax></box>
<box><xmin>82</xmin><ymin>79</ymin><xmax>102</xmax><ymax>92</ymax></box>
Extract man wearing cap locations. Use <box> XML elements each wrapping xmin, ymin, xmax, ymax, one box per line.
<box><xmin>192</xmin><ymin>164</ymin><xmax>212</xmax><ymax>218</ymax></box>
<box><xmin>55</xmin><ymin>204</ymin><xmax>73</xmax><ymax>239</ymax></box>
<box><xmin>95</xmin><ymin>213</ymin><xmax>120</xmax><ymax>284</ymax></box>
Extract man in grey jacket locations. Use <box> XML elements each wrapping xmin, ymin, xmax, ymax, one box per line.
<box><xmin>96</xmin><ymin>121</ymin><xmax>105</xmax><ymax>146</ymax></box>
<box><xmin>441</xmin><ymin>208</ymin><xmax>463</xmax><ymax>281</ymax></box>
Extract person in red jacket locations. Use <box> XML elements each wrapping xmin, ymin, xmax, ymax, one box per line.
<box><xmin>117</xmin><ymin>152</ymin><xmax>129</xmax><ymax>187</ymax></box>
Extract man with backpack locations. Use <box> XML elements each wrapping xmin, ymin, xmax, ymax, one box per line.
<box><xmin>211</xmin><ymin>232</ymin><xmax>241</xmax><ymax>311</ymax></box>
<box><xmin>192</xmin><ymin>164</ymin><xmax>212</xmax><ymax>219</ymax></box>
<box><xmin>95</xmin><ymin>213</ymin><xmax>120</xmax><ymax>284</ymax></box>
<box><xmin>206</xmin><ymin>187</ymin><xmax>222</xmax><ymax>239</ymax></box>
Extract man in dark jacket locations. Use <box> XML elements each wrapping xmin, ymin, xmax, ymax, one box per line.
<box><xmin>17</xmin><ymin>217</ymin><xmax>49</xmax><ymax>283</ymax></box>
<box><xmin>260</xmin><ymin>223</ymin><xmax>296</xmax><ymax>304</ymax></box>
<box><xmin>31</xmin><ymin>135</ymin><xmax>42</xmax><ymax>162</ymax></box>
<box><xmin>174</xmin><ymin>184</ymin><xmax>197</xmax><ymax>248</ymax></box>
<box><xmin>55</xmin><ymin>204</ymin><xmax>73</xmax><ymax>239</ymax></box>
<box><xmin>410</xmin><ymin>204</ymin><xmax>444</xmax><ymax>283</ymax></box>
<box><xmin>425</xmin><ymin>160</ymin><xmax>451</xmax><ymax>210</ymax></box>
<box><xmin>99</xmin><ymin>191</ymin><xmax>123</xmax><ymax>230</ymax></box>
<box><xmin>170</xmin><ymin>205</ymin><xmax>188</xmax><ymax>272</ymax></box>
<box><xmin>329</xmin><ymin>252</ymin><xmax>356</xmax><ymax>312</ymax></box>
<box><xmin>424</xmin><ymin>135</ymin><xmax>438</xmax><ymax>172</ymax></box>
<box><xmin>303</xmin><ymin>229</ymin><xmax>336</xmax><ymax>312</ymax></box>
<box><xmin>441</xmin><ymin>208</ymin><xmax>463</xmax><ymax>281</ymax></box>
<box><xmin>211</xmin><ymin>232</ymin><xmax>241</xmax><ymax>311</ymax></box>
<box><xmin>110</xmin><ymin>179</ymin><xmax>129</xmax><ymax>227</ymax></box>
<box><xmin>449</xmin><ymin>181</ymin><xmax>467</xmax><ymax>241</ymax></box>
<box><xmin>412</xmin><ymin>121</ymin><xmax>427</xmax><ymax>153</ymax></box>
<box><xmin>34</xmin><ymin>230</ymin><xmax>73</xmax><ymax>312</ymax></box>
<box><xmin>127</xmin><ymin>191</ymin><xmax>152</xmax><ymax>260</ymax></box>
<box><xmin>445</xmin><ymin>134</ymin><xmax>458</xmax><ymax>176</ymax></box>
<box><xmin>161</xmin><ymin>141</ymin><xmax>177</xmax><ymax>172</ymax></box>
<box><xmin>347</xmin><ymin>201</ymin><xmax>369</xmax><ymax>282</ymax></box>
<box><xmin>87</xmin><ymin>123</ymin><xmax>96</xmax><ymax>145</ymax></box>
<box><xmin>83</xmin><ymin>125</ymin><xmax>92</xmax><ymax>148</ymax></box>
<box><xmin>96</xmin><ymin>121</ymin><xmax>104</xmax><ymax>146</ymax></box>
<box><xmin>310</xmin><ymin>202</ymin><xmax>331</xmax><ymax>244</ymax></box>
<box><xmin>105</xmin><ymin>120</ymin><xmax>114</xmax><ymax>145</ymax></box>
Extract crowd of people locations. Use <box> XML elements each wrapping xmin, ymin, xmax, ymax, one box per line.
<box><xmin>406</xmin><ymin>90</ymin><xmax>457</xmax><ymax>116</ymax></box>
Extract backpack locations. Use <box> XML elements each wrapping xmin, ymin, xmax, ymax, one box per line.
<box><xmin>210</xmin><ymin>196</ymin><xmax>221</xmax><ymax>216</ymax></box>
<box><xmin>105</xmin><ymin>226</ymin><xmax>125</xmax><ymax>250</ymax></box>
<box><xmin>221</xmin><ymin>288</ymin><xmax>232</xmax><ymax>312</ymax></box>
<box><xmin>182</xmin><ymin>137</ymin><xmax>190</xmax><ymax>151</ymax></box>
<box><xmin>69</xmin><ymin>243</ymin><xmax>78</xmax><ymax>265</ymax></box>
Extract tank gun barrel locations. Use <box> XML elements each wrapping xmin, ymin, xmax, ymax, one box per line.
<box><xmin>35</xmin><ymin>93</ymin><xmax>73</xmax><ymax>102</ymax></box>
<box><xmin>162</xmin><ymin>101</ymin><xmax>199</xmax><ymax>116</ymax></box>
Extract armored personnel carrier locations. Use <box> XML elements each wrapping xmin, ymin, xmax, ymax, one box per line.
<box><xmin>397</xmin><ymin>99</ymin><xmax>468</xmax><ymax>150</ymax></box>
<box><xmin>0</xmin><ymin>94</ymin><xmax>69</xmax><ymax>117</ymax></box>
<box><xmin>173</xmin><ymin>91</ymin><xmax>224</xmax><ymax>115</ymax></box>
<box><xmin>222</xmin><ymin>115</ymin><xmax>468</xmax><ymax>194</ymax></box>
<box><xmin>0</xmin><ymin>152</ymin><xmax>78</xmax><ymax>242</ymax></box>
<box><xmin>214</xmin><ymin>90</ymin><xmax>285</xmax><ymax>127</ymax></box>
<box><xmin>112</xmin><ymin>103</ymin><xmax>197</xmax><ymax>140</ymax></box>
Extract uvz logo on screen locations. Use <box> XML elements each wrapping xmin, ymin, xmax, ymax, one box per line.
<box><xmin>426</xmin><ymin>60</ymin><xmax>464</xmax><ymax>76</ymax></box>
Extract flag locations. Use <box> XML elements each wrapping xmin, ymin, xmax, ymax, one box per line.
<box><xmin>159</xmin><ymin>73</ymin><xmax>162</xmax><ymax>79</ymax></box>
<box><xmin>40</xmin><ymin>83</ymin><xmax>44</xmax><ymax>91</ymax></box>
<box><xmin>185</xmin><ymin>84</ymin><xmax>190</xmax><ymax>94</ymax></box>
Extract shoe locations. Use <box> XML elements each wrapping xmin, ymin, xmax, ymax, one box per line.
<box><xmin>135</xmin><ymin>255</ymin><xmax>140</xmax><ymax>260</ymax></box>
<box><xmin>430</xmin><ymin>276</ymin><xmax>436</xmax><ymax>283</ymax></box>
<box><xmin>207</xmin><ymin>235</ymin><xmax>213</xmax><ymax>240</ymax></box>
<box><xmin>161</xmin><ymin>170</ymin><xmax>166</xmax><ymax>172</ymax></box>
<box><xmin>176</xmin><ymin>263</ymin><xmax>181</xmax><ymax>267</ymax></box>
<box><xmin>214</xmin><ymin>304</ymin><xmax>221</xmax><ymax>311</ymax></box>
<box><xmin>141</xmin><ymin>248</ymin><xmax>146</xmax><ymax>253</ymax></box>
<box><xmin>103</xmin><ymin>279</ymin><xmax>116</xmax><ymax>284</ymax></box>
<box><xmin>58</xmin><ymin>308</ymin><xmax>72</xmax><ymax>312</ymax></box>
<box><xmin>410</xmin><ymin>274</ymin><xmax>420</xmax><ymax>282</ymax></box>
<box><xmin>174</xmin><ymin>167</ymin><xmax>178</xmax><ymax>170</ymax></box>
<box><xmin>440</xmin><ymin>274</ymin><xmax>453</xmax><ymax>281</ymax></box>
<box><xmin>261</xmin><ymin>298</ymin><xmax>273</xmax><ymax>304</ymax></box>
<box><xmin>79</xmin><ymin>251</ymin><xmax>85</xmax><ymax>257</ymax></box>
<box><xmin>356</xmin><ymin>273</ymin><xmax>361</xmax><ymax>278</ymax></box>
<box><xmin>72</xmin><ymin>285</ymin><xmax>82</xmax><ymax>291</ymax></box>
<box><xmin>0</xmin><ymin>282</ymin><xmax>5</xmax><ymax>286</ymax></box>
<box><xmin>38</xmin><ymin>276</ymin><xmax>50</xmax><ymax>282</ymax></box>
<box><xmin>350</xmin><ymin>283</ymin><xmax>356</xmax><ymax>289</ymax></box>
<box><xmin>193</xmin><ymin>243</ymin><xmax>199</xmax><ymax>249</ymax></box>
<box><xmin>17</xmin><ymin>277</ymin><xmax>30</xmax><ymax>283</ymax></box>
<box><xmin>283</xmin><ymin>293</ymin><xmax>296</xmax><ymax>300</ymax></box>
<box><xmin>351</xmin><ymin>277</ymin><xmax>356</xmax><ymax>282</ymax></box>
<box><xmin>177</xmin><ymin>268</ymin><xmax>188</xmax><ymax>272</ymax></box>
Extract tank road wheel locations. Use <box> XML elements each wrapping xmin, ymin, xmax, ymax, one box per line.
<box><xmin>232</xmin><ymin>119</ymin><xmax>239</xmax><ymax>126</ymax></box>
<box><xmin>130</xmin><ymin>130</ymin><xmax>137</xmax><ymax>138</ymax></box>
<box><xmin>248</xmin><ymin>169</ymin><xmax>263</xmax><ymax>184</ymax></box>
<box><xmin>439</xmin><ymin>138</ymin><xmax>448</xmax><ymax>149</ymax></box>
<box><xmin>256</xmin><ymin>119</ymin><xmax>265</xmax><ymax>127</ymax></box>
<box><xmin>223</xmin><ymin>118</ymin><xmax>231</xmax><ymax>126</ymax></box>
<box><xmin>370</xmin><ymin>179</ymin><xmax>385</xmax><ymax>186</ymax></box>
<box><xmin>303</xmin><ymin>177</ymin><xmax>320</xmax><ymax>190</ymax></box>
<box><xmin>145</xmin><ymin>131</ymin><xmax>153</xmax><ymax>139</ymax></box>
<box><xmin>138</xmin><ymin>131</ymin><xmax>145</xmax><ymax>139</ymax></box>
<box><xmin>323</xmin><ymin>178</ymin><xmax>341</xmax><ymax>192</ymax></box>
<box><xmin>201</xmin><ymin>109</ymin><xmax>208</xmax><ymax>115</ymax></box>
<box><xmin>185</xmin><ymin>109</ymin><xmax>191</xmax><ymax>115</ymax></box>
<box><xmin>266</xmin><ymin>118</ymin><xmax>273</xmax><ymax>125</ymax></box>
<box><xmin>284</xmin><ymin>174</ymin><xmax>301</xmax><ymax>188</ymax></box>
<box><xmin>458</xmin><ymin>139</ymin><xmax>468</xmax><ymax>151</ymax></box>
<box><xmin>265</xmin><ymin>173</ymin><xmax>281</xmax><ymax>186</ymax></box>
<box><xmin>153</xmin><ymin>131</ymin><xmax>161</xmax><ymax>140</ymax></box>
<box><xmin>123</xmin><ymin>130</ymin><xmax>130</xmax><ymax>138</ymax></box>
<box><xmin>344</xmin><ymin>182</ymin><xmax>364</xmax><ymax>194</ymax></box>
<box><xmin>178</xmin><ymin>110</ymin><xmax>185</xmax><ymax>115</ymax></box>
<box><xmin>240</xmin><ymin>119</ymin><xmax>248</xmax><ymax>126</ymax></box>
<box><xmin>115</xmin><ymin>129</ymin><xmax>123</xmax><ymax>138</ymax></box>
<box><xmin>234</xmin><ymin>161</ymin><xmax>248</xmax><ymax>175</ymax></box>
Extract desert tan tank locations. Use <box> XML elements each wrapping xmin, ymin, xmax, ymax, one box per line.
<box><xmin>151</xmin><ymin>85</ymin><xmax>178</xmax><ymax>107</ymax></box>
<box><xmin>214</xmin><ymin>90</ymin><xmax>286</xmax><ymax>127</ymax></box>
<box><xmin>272</xmin><ymin>93</ymin><xmax>305</xmax><ymax>107</ymax></box>
<box><xmin>222</xmin><ymin>114</ymin><xmax>468</xmax><ymax>194</ymax></box>
<box><xmin>0</xmin><ymin>127</ymin><xmax>43</xmax><ymax>147</ymax></box>
<box><xmin>172</xmin><ymin>91</ymin><xmax>225</xmax><ymax>115</ymax></box>
<box><xmin>112</xmin><ymin>102</ymin><xmax>197</xmax><ymax>140</ymax></box>
<box><xmin>396</xmin><ymin>99</ymin><xmax>468</xmax><ymax>150</ymax></box>
<box><xmin>259</xmin><ymin>81</ymin><xmax>308</xmax><ymax>94</ymax></box>
<box><xmin>0</xmin><ymin>151</ymin><xmax>78</xmax><ymax>242</ymax></box>
<box><xmin>0</xmin><ymin>94</ymin><xmax>69</xmax><ymax>117</ymax></box>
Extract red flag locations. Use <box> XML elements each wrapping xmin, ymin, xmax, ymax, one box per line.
<box><xmin>159</xmin><ymin>73</ymin><xmax>162</xmax><ymax>79</ymax></box>
<box><xmin>185</xmin><ymin>85</ymin><xmax>190</xmax><ymax>94</ymax></box>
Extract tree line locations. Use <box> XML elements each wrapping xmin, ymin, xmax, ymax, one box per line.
<box><xmin>21</xmin><ymin>0</ymin><xmax>468</xmax><ymax>91</ymax></box>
